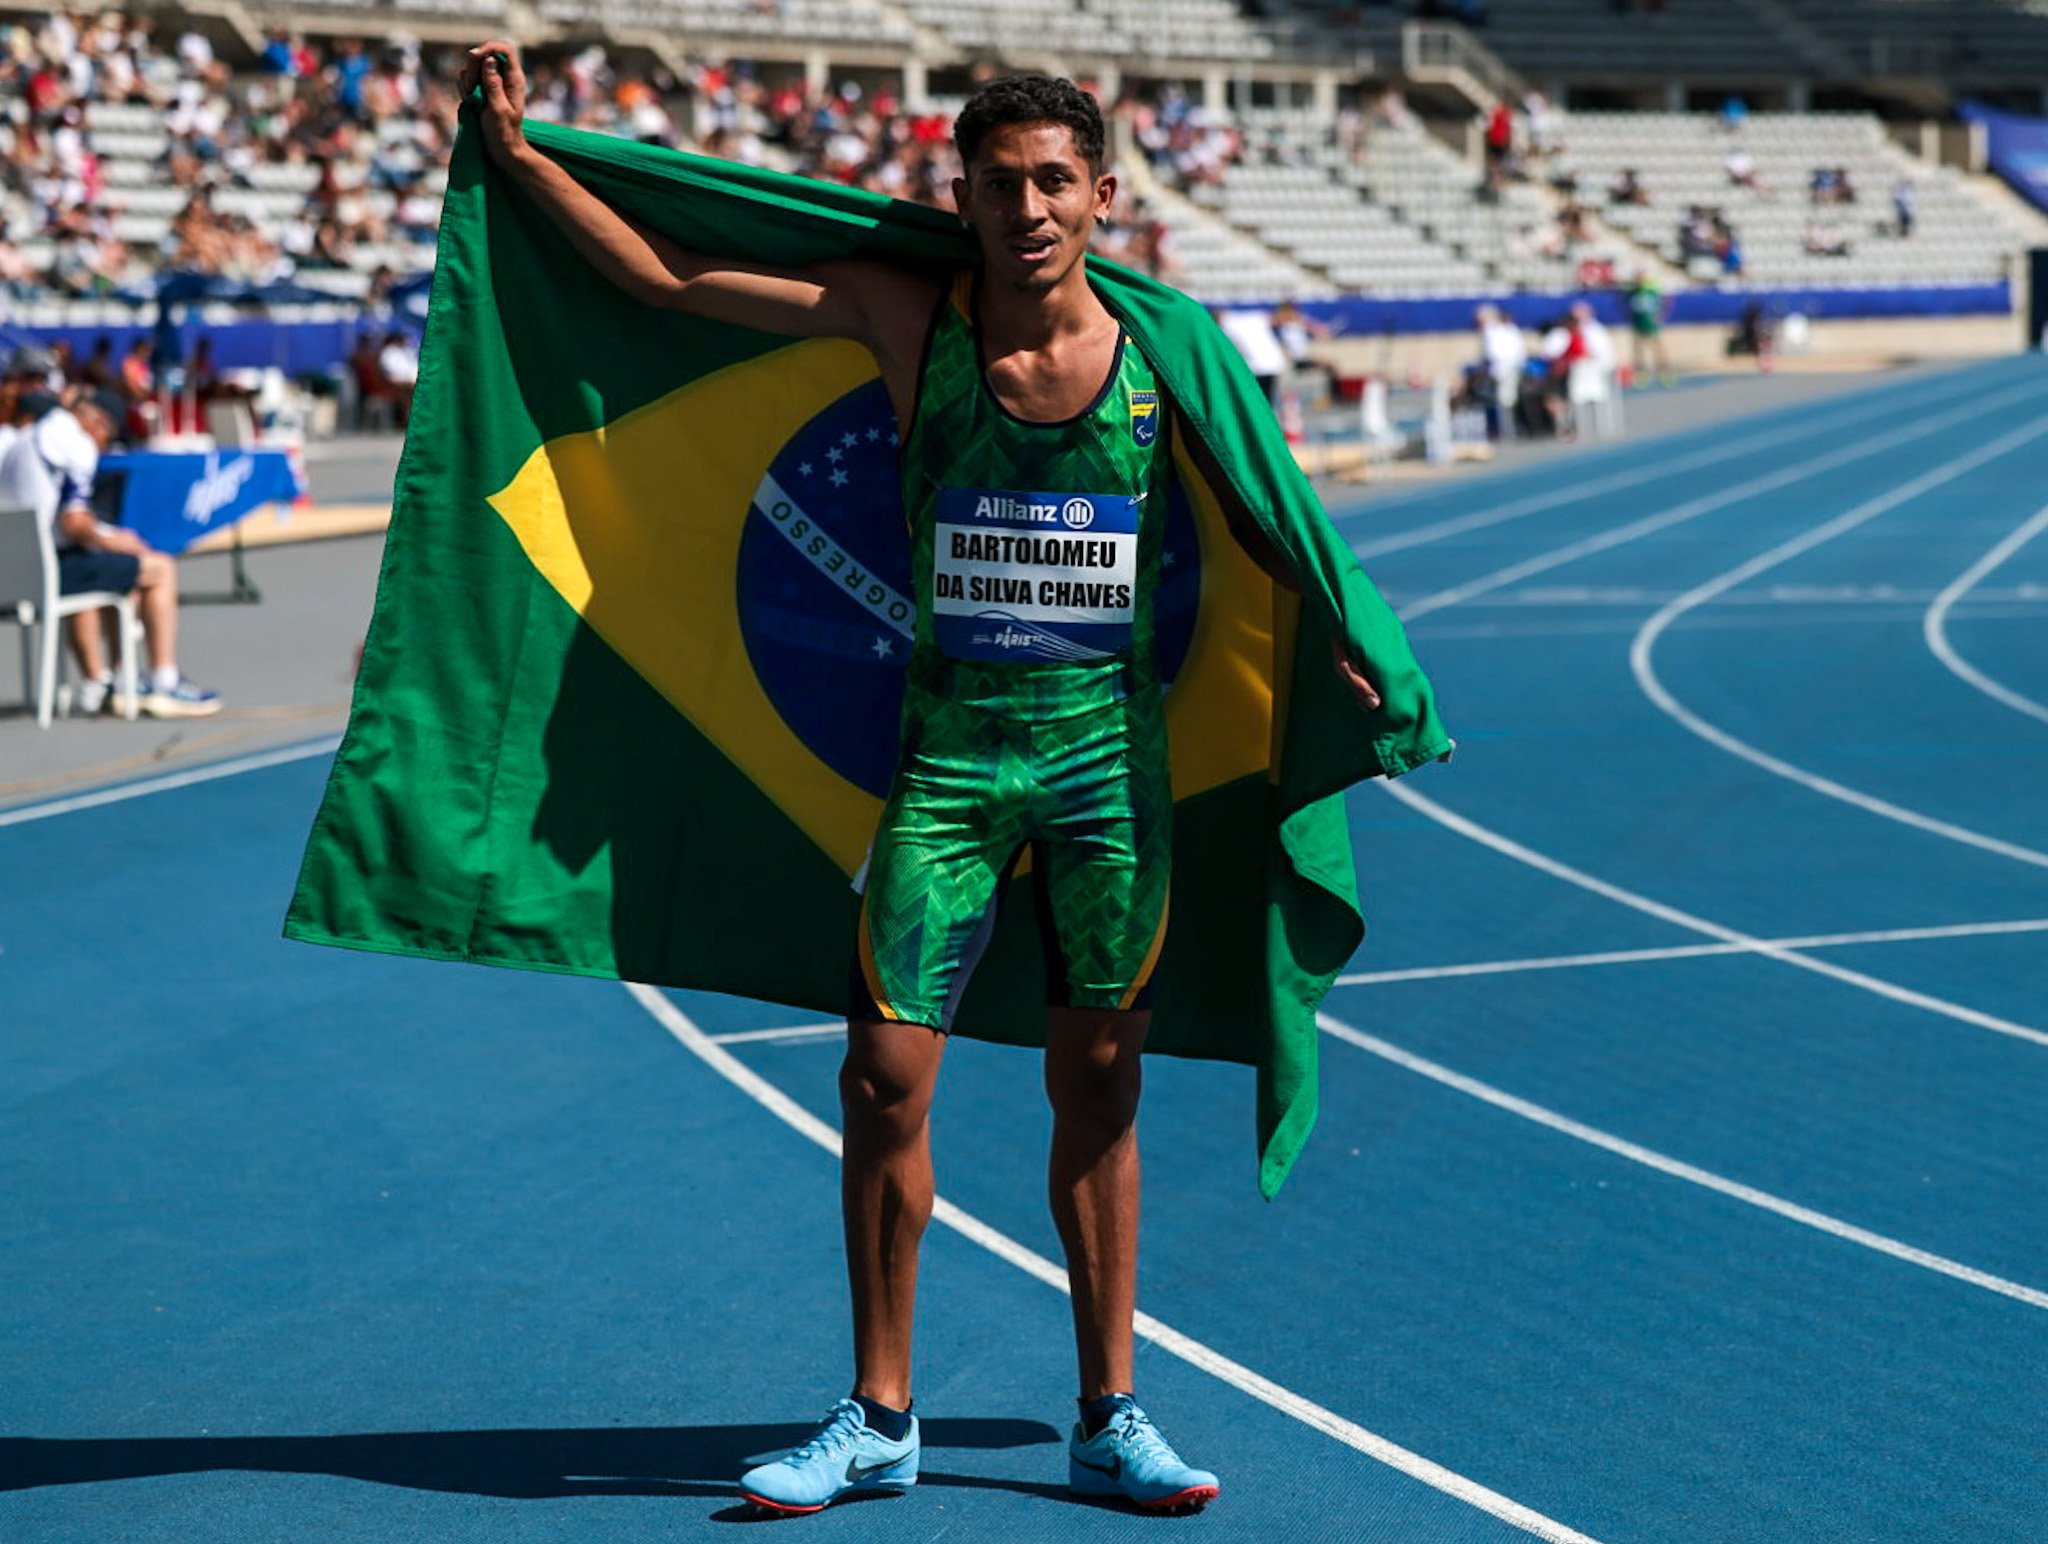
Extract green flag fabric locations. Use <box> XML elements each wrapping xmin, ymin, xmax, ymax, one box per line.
<box><xmin>286</xmin><ymin>112</ymin><xmax>1451</xmax><ymax>1197</ymax></box>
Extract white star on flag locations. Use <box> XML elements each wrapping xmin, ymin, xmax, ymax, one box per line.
<box><xmin>830</xmin><ymin>469</ymin><xmax>850</xmax><ymax>487</ymax></box>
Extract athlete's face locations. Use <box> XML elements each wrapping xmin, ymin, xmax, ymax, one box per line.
<box><xmin>954</xmin><ymin>122</ymin><xmax>1114</xmax><ymax>295</ymax></box>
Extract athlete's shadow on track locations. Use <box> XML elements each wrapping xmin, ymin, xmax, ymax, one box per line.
<box><xmin>0</xmin><ymin>1419</ymin><xmax>1073</xmax><ymax>1511</ymax></box>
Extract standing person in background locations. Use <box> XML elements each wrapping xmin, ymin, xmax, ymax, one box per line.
<box><xmin>1483</xmin><ymin>98</ymin><xmax>1513</xmax><ymax>172</ymax></box>
<box><xmin>375</xmin><ymin>331</ymin><xmax>420</xmax><ymax>424</ymax></box>
<box><xmin>1626</xmin><ymin>273</ymin><xmax>1674</xmax><ymax>387</ymax></box>
<box><xmin>1214</xmin><ymin>304</ymin><xmax>1289</xmax><ymax>407</ymax></box>
<box><xmin>1272</xmin><ymin>297</ymin><xmax>1335</xmax><ymax>403</ymax></box>
<box><xmin>1473</xmin><ymin>303</ymin><xmax>1525</xmax><ymax>442</ymax></box>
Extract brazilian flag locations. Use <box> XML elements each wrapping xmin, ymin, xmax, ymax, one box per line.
<box><xmin>286</xmin><ymin>112</ymin><xmax>1451</xmax><ymax>1197</ymax></box>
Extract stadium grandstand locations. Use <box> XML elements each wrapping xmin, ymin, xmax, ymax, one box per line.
<box><xmin>6</xmin><ymin>0</ymin><xmax>2048</xmax><ymax>409</ymax></box>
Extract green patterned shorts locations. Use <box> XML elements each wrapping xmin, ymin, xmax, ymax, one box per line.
<box><xmin>852</xmin><ymin>673</ymin><xmax>1171</xmax><ymax>1030</ymax></box>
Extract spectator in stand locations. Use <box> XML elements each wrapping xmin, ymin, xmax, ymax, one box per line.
<box><xmin>1716</xmin><ymin>220</ymin><xmax>1744</xmax><ymax>277</ymax></box>
<box><xmin>1608</xmin><ymin>167</ymin><xmax>1649</xmax><ymax>206</ymax></box>
<box><xmin>0</xmin><ymin>363</ymin><xmax>222</xmax><ymax>717</ymax></box>
<box><xmin>1482</xmin><ymin>100</ymin><xmax>1514</xmax><ymax>176</ymax></box>
<box><xmin>1522</xmin><ymin>90</ymin><xmax>1560</xmax><ymax>159</ymax></box>
<box><xmin>1893</xmin><ymin>177</ymin><xmax>1917</xmax><ymax>238</ymax></box>
<box><xmin>1726</xmin><ymin>147</ymin><xmax>1762</xmax><ymax>192</ymax></box>
<box><xmin>1804</xmin><ymin>217</ymin><xmax>1851</xmax><ymax>257</ymax></box>
<box><xmin>0</xmin><ymin>236</ymin><xmax>37</xmax><ymax>298</ymax></box>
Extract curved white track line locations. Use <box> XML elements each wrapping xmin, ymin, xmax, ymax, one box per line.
<box><xmin>1332</xmin><ymin>917</ymin><xmax>2048</xmax><ymax>987</ymax></box>
<box><xmin>0</xmin><ymin>735</ymin><xmax>342</xmax><ymax>828</ymax></box>
<box><xmin>1395</xmin><ymin>378</ymin><xmax>2048</xmax><ymax>623</ymax></box>
<box><xmin>624</xmin><ymin>983</ymin><xmax>1603</xmax><ymax>1544</ymax></box>
<box><xmin>1315</xmin><ymin>1011</ymin><xmax>2048</xmax><ymax>1313</ymax></box>
<box><xmin>1631</xmin><ymin>417</ymin><xmax>2048</xmax><ymax>871</ymax></box>
<box><xmin>1377</xmin><ymin>778</ymin><xmax>2048</xmax><ymax>1050</ymax></box>
<box><xmin>1923</xmin><ymin>499</ymin><xmax>2048</xmax><ymax>728</ymax></box>
<box><xmin>1350</xmin><ymin>364</ymin><xmax>1993</xmax><ymax>557</ymax></box>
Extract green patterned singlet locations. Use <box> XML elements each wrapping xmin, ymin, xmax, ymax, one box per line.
<box><xmin>851</xmin><ymin>272</ymin><xmax>1176</xmax><ymax>1030</ymax></box>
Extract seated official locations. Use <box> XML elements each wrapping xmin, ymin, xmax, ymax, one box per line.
<box><xmin>0</xmin><ymin>391</ymin><xmax>222</xmax><ymax>717</ymax></box>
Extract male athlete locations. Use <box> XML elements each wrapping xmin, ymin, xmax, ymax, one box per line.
<box><xmin>460</xmin><ymin>46</ymin><xmax>1381</xmax><ymax>1516</ymax></box>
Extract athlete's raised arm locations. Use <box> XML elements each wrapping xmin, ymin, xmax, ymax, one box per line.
<box><xmin>459</xmin><ymin>43</ymin><xmax>931</xmax><ymax>375</ymax></box>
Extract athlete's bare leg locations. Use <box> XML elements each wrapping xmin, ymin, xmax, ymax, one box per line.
<box><xmin>840</xmin><ymin>1017</ymin><xmax>947</xmax><ymax>1410</ymax></box>
<box><xmin>1045</xmin><ymin>1006</ymin><xmax>1149</xmax><ymax>1399</ymax></box>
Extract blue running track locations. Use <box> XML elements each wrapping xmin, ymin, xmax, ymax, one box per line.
<box><xmin>5</xmin><ymin>356</ymin><xmax>2045</xmax><ymax>1542</ymax></box>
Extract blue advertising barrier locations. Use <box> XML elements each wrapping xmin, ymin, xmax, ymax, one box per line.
<box><xmin>1961</xmin><ymin>101</ymin><xmax>2048</xmax><ymax>217</ymax></box>
<box><xmin>6</xmin><ymin>281</ymin><xmax>2009</xmax><ymax>376</ymax></box>
<box><xmin>1272</xmin><ymin>281</ymin><xmax>2011</xmax><ymax>335</ymax></box>
<box><xmin>7</xmin><ymin>318</ymin><xmax>366</xmax><ymax>377</ymax></box>
<box><xmin>98</xmin><ymin>445</ymin><xmax>305</xmax><ymax>557</ymax></box>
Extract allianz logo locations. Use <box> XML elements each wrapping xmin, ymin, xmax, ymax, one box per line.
<box><xmin>182</xmin><ymin>452</ymin><xmax>257</xmax><ymax>526</ymax></box>
<box><xmin>971</xmin><ymin>494</ymin><xmax>1097</xmax><ymax>530</ymax></box>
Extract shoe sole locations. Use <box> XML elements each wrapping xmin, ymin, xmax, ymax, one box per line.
<box><xmin>1138</xmin><ymin>1483</ymin><xmax>1219</xmax><ymax>1514</ymax></box>
<box><xmin>142</xmin><ymin>698</ymin><xmax>224</xmax><ymax>718</ymax></box>
<box><xmin>740</xmin><ymin>1478</ymin><xmax>915</xmax><ymax>1517</ymax></box>
<box><xmin>741</xmin><ymin>1489</ymin><xmax>828</xmax><ymax>1516</ymax></box>
<box><xmin>1070</xmin><ymin>1475</ymin><xmax>1221</xmax><ymax>1514</ymax></box>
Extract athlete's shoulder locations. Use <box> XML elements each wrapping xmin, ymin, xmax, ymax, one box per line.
<box><xmin>828</xmin><ymin>262</ymin><xmax>948</xmax><ymax>356</ymax></box>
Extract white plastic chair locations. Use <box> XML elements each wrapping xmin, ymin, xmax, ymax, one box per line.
<box><xmin>1568</xmin><ymin>362</ymin><xmax>1625</xmax><ymax>440</ymax></box>
<box><xmin>0</xmin><ymin>506</ymin><xmax>140</xmax><ymax>728</ymax></box>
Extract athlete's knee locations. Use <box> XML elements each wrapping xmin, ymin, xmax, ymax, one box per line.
<box><xmin>1045</xmin><ymin>1014</ymin><xmax>1145</xmax><ymax>1132</ymax></box>
<box><xmin>839</xmin><ymin>1023</ymin><xmax>942</xmax><ymax>1143</ymax></box>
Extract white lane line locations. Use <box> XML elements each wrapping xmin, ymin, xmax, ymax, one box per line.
<box><xmin>1630</xmin><ymin>416</ymin><xmax>2048</xmax><ymax>871</ymax></box>
<box><xmin>709</xmin><ymin>1022</ymin><xmax>850</xmax><ymax>1045</ymax></box>
<box><xmin>1349</xmin><ymin>365</ymin><xmax>1993</xmax><ymax>557</ymax></box>
<box><xmin>1401</xmin><ymin>583</ymin><xmax>2048</xmax><ymax>609</ymax></box>
<box><xmin>625</xmin><ymin>981</ymin><xmax>1605</xmax><ymax>1544</ymax></box>
<box><xmin>1923</xmin><ymin>499</ymin><xmax>2048</xmax><ymax>728</ymax></box>
<box><xmin>0</xmin><ymin>735</ymin><xmax>342</xmax><ymax>829</ymax></box>
<box><xmin>1378</xmin><ymin>779</ymin><xmax>2048</xmax><ymax>1050</ymax></box>
<box><xmin>1333</xmin><ymin>917</ymin><xmax>2048</xmax><ymax>988</ymax></box>
<box><xmin>1316</xmin><ymin>1010</ymin><xmax>2048</xmax><ymax>1314</ymax></box>
<box><xmin>1393</xmin><ymin>378</ymin><xmax>2048</xmax><ymax>624</ymax></box>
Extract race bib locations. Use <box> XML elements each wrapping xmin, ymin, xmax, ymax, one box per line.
<box><xmin>930</xmin><ymin>487</ymin><xmax>1140</xmax><ymax>662</ymax></box>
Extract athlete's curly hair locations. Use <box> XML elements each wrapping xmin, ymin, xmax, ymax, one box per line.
<box><xmin>953</xmin><ymin>75</ymin><xmax>1105</xmax><ymax>173</ymax></box>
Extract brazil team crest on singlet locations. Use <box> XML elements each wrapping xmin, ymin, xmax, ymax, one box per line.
<box><xmin>735</xmin><ymin>379</ymin><xmax>1200</xmax><ymax>797</ymax></box>
<box><xmin>1129</xmin><ymin>389</ymin><xmax>1159</xmax><ymax>446</ymax></box>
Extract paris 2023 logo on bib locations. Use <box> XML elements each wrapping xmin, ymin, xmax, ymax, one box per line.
<box><xmin>736</xmin><ymin>379</ymin><xmax>1199</xmax><ymax>798</ymax></box>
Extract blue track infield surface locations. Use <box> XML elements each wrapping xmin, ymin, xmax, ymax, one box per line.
<box><xmin>5</xmin><ymin>356</ymin><xmax>2046</xmax><ymax>1543</ymax></box>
